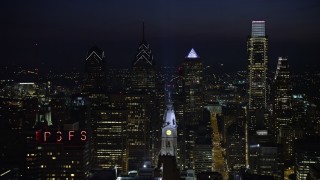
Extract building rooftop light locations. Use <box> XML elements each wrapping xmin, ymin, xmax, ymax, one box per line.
<box><xmin>186</xmin><ymin>48</ymin><xmax>199</xmax><ymax>59</ymax></box>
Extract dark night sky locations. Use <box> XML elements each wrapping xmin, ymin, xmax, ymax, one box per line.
<box><xmin>1</xmin><ymin>0</ymin><xmax>320</xmax><ymax>72</ymax></box>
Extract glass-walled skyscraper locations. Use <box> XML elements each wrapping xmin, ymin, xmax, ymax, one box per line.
<box><xmin>247</xmin><ymin>21</ymin><xmax>269</xmax><ymax>132</ymax></box>
<box><xmin>248</xmin><ymin>21</ymin><xmax>268</xmax><ymax>110</ymax></box>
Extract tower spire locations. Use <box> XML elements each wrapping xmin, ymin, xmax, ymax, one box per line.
<box><xmin>160</xmin><ymin>103</ymin><xmax>177</xmax><ymax>156</ymax></box>
<box><xmin>142</xmin><ymin>21</ymin><xmax>145</xmax><ymax>42</ymax></box>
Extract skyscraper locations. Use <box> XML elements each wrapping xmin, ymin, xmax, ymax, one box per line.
<box><xmin>83</xmin><ymin>46</ymin><xmax>109</xmax><ymax>172</ymax></box>
<box><xmin>247</xmin><ymin>21</ymin><xmax>269</xmax><ymax>132</ymax></box>
<box><xmin>131</xmin><ymin>23</ymin><xmax>155</xmax><ymax>93</ymax></box>
<box><xmin>125</xmin><ymin>94</ymin><xmax>152</xmax><ymax>171</ymax></box>
<box><xmin>182</xmin><ymin>48</ymin><xmax>204</xmax><ymax>126</ymax></box>
<box><xmin>94</xmin><ymin>95</ymin><xmax>127</xmax><ymax>172</ymax></box>
<box><xmin>226</xmin><ymin>123</ymin><xmax>246</xmax><ymax>173</ymax></box>
<box><xmin>182</xmin><ymin>48</ymin><xmax>204</xmax><ymax>169</ymax></box>
<box><xmin>83</xmin><ymin>46</ymin><xmax>106</xmax><ymax>94</ymax></box>
<box><xmin>194</xmin><ymin>109</ymin><xmax>213</xmax><ymax>174</ymax></box>
<box><xmin>248</xmin><ymin>21</ymin><xmax>268</xmax><ymax>110</ymax></box>
<box><xmin>248</xmin><ymin>142</ymin><xmax>282</xmax><ymax>178</ymax></box>
<box><xmin>274</xmin><ymin>57</ymin><xmax>292</xmax><ymax>129</ymax></box>
<box><xmin>128</xmin><ymin>23</ymin><xmax>159</xmax><ymax>169</ymax></box>
<box><xmin>183</xmin><ymin>48</ymin><xmax>203</xmax><ymax>120</ymax></box>
<box><xmin>273</xmin><ymin>57</ymin><xmax>294</xmax><ymax>164</ymax></box>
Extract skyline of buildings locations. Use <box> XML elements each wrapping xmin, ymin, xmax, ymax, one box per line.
<box><xmin>2</xmin><ymin>1</ymin><xmax>320</xmax><ymax>73</ymax></box>
<box><xmin>1</xmin><ymin>20</ymin><xmax>320</xmax><ymax>180</ymax></box>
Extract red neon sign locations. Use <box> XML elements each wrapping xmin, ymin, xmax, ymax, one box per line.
<box><xmin>36</xmin><ymin>130</ymin><xmax>87</xmax><ymax>144</ymax></box>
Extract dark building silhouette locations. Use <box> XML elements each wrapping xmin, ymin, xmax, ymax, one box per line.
<box><xmin>226</xmin><ymin>123</ymin><xmax>246</xmax><ymax>173</ymax></box>
<box><xmin>308</xmin><ymin>164</ymin><xmax>320</xmax><ymax>180</ymax></box>
<box><xmin>194</xmin><ymin>109</ymin><xmax>213</xmax><ymax>174</ymax></box>
<box><xmin>248</xmin><ymin>131</ymin><xmax>282</xmax><ymax>179</ymax></box>
<box><xmin>83</xmin><ymin>46</ymin><xmax>106</xmax><ymax>94</ymax></box>
<box><xmin>295</xmin><ymin>137</ymin><xmax>320</xmax><ymax>180</ymax></box>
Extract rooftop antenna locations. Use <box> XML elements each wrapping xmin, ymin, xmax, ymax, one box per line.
<box><xmin>142</xmin><ymin>21</ymin><xmax>145</xmax><ymax>42</ymax></box>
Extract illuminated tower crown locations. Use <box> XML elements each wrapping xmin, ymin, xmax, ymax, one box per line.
<box><xmin>131</xmin><ymin>22</ymin><xmax>155</xmax><ymax>93</ymax></box>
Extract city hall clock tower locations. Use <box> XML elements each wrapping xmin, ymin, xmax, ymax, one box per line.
<box><xmin>160</xmin><ymin>103</ymin><xmax>177</xmax><ymax>156</ymax></box>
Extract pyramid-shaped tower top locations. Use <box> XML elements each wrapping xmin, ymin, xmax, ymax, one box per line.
<box><xmin>186</xmin><ymin>48</ymin><xmax>199</xmax><ymax>59</ymax></box>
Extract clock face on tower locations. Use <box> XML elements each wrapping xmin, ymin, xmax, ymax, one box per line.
<box><xmin>166</xmin><ymin>129</ymin><xmax>172</xmax><ymax>136</ymax></box>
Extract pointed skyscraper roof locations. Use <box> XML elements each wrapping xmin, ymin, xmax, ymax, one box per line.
<box><xmin>86</xmin><ymin>45</ymin><xmax>105</xmax><ymax>62</ymax></box>
<box><xmin>186</xmin><ymin>48</ymin><xmax>199</xmax><ymax>59</ymax></box>
<box><xmin>132</xmin><ymin>22</ymin><xmax>154</xmax><ymax>66</ymax></box>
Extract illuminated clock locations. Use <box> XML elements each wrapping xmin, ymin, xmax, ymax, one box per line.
<box><xmin>166</xmin><ymin>130</ymin><xmax>172</xmax><ymax>136</ymax></box>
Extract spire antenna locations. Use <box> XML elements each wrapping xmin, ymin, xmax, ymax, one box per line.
<box><xmin>142</xmin><ymin>21</ymin><xmax>145</xmax><ymax>42</ymax></box>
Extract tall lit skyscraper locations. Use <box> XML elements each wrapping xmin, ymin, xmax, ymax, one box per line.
<box><xmin>128</xmin><ymin>23</ymin><xmax>160</xmax><ymax>169</ymax></box>
<box><xmin>183</xmin><ymin>48</ymin><xmax>203</xmax><ymax>126</ymax></box>
<box><xmin>246</xmin><ymin>21</ymin><xmax>272</xmax><ymax>173</ymax></box>
<box><xmin>83</xmin><ymin>46</ymin><xmax>106</xmax><ymax>94</ymax></box>
<box><xmin>125</xmin><ymin>94</ymin><xmax>152</xmax><ymax>171</ymax></box>
<box><xmin>182</xmin><ymin>48</ymin><xmax>204</xmax><ymax>169</ymax></box>
<box><xmin>274</xmin><ymin>57</ymin><xmax>292</xmax><ymax>129</ymax></box>
<box><xmin>94</xmin><ymin>95</ymin><xmax>127</xmax><ymax>172</ymax></box>
<box><xmin>131</xmin><ymin>23</ymin><xmax>155</xmax><ymax>93</ymax></box>
<box><xmin>273</xmin><ymin>57</ymin><xmax>294</xmax><ymax>165</ymax></box>
<box><xmin>248</xmin><ymin>21</ymin><xmax>268</xmax><ymax>110</ymax></box>
<box><xmin>247</xmin><ymin>21</ymin><xmax>269</xmax><ymax>132</ymax></box>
